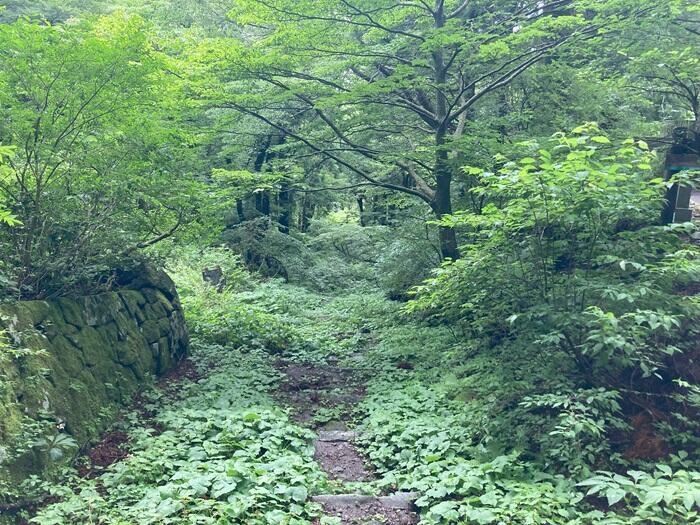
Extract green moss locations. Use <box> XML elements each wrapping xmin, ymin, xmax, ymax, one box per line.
<box><xmin>56</xmin><ymin>298</ymin><xmax>85</xmax><ymax>327</ymax></box>
<box><xmin>99</xmin><ymin>321</ymin><xmax>120</xmax><ymax>346</ymax></box>
<box><xmin>50</xmin><ymin>336</ymin><xmax>85</xmax><ymax>376</ymax></box>
<box><xmin>11</xmin><ymin>301</ymin><xmax>52</xmax><ymax>328</ymax></box>
<box><xmin>40</xmin><ymin>308</ymin><xmax>73</xmax><ymax>340</ymax></box>
<box><xmin>156</xmin><ymin>337</ymin><xmax>173</xmax><ymax>373</ymax></box>
<box><xmin>140</xmin><ymin>319</ymin><xmax>162</xmax><ymax>344</ymax></box>
<box><xmin>143</xmin><ymin>288</ymin><xmax>175</xmax><ymax>313</ymax></box>
<box><xmin>0</xmin><ymin>335</ymin><xmax>23</xmax><ymax>443</ymax></box>
<box><xmin>119</xmin><ymin>291</ymin><xmax>147</xmax><ymax>322</ymax></box>
<box><xmin>0</xmin><ymin>279</ymin><xmax>188</xmax><ymax>489</ymax></box>
<box><xmin>81</xmin><ymin>294</ymin><xmax>125</xmax><ymax>327</ymax></box>
<box><xmin>144</xmin><ymin>301</ymin><xmax>168</xmax><ymax>319</ymax></box>
<box><xmin>72</xmin><ymin>326</ymin><xmax>109</xmax><ymax>366</ymax></box>
<box><xmin>114</xmin><ymin>338</ymin><xmax>141</xmax><ymax>366</ymax></box>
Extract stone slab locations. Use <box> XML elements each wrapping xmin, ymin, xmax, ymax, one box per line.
<box><xmin>316</xmin><ymin>430</ymin><xmax>359</xmax><ymax>442</ymax></box>
<box><xmin>312</xmin><ymin>491</ymin><xmax>420</xmax><ymax>510</ymax></box>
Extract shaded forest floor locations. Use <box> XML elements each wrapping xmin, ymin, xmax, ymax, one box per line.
<box><xmin>24</xmin><ymin>253</ymin><xmax>700</xmax><ymax>525</ymax></box>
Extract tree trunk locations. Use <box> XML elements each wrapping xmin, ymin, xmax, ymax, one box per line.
<box><xmin>432</xmin><ymin>131</ymin><xmax>460</xmax><ymax>260</ymax></box>
<box><xmin>357</xmin><ymin>195</ymin><xmax>365</xmax><ymax>226</ymax></box>
<box><xmin>430</xmin><ymin>5</ymin><xmax>460</xmax><ymax>261</ymax></box>
<box><xmin>299</xmin><ymin>195</ymin><xmax>313</xmax><ymax>232</ymax></box>
<box><xmin>431</xmin><ymin>185</ymin><xmax>460</xmax><ymax>261</ymax></box>
<box><xmin>236</xmin><ymin>199</ymin><xmax>245</xmax><ymax>222</ymax></box>
<box><xmin>278</xmin><ymin>179</ymin><xmax>292</xmax><ymax>233</ymax></box>
<box><xmin>437</xmin><ymin>223</ymin><xmax>459</xmax><ymax>261</ymax></box>
<box><xmin>255</xmin><ymin>191</ymin><xmax>271</xmax><ymax>216</ymax></box>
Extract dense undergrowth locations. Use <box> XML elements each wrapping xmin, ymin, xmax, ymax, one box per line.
<box><xmin>1</xmin><ymin>2</ymin><xmax>699</xmax><ymax>523</ymax></box>
<box><xmin>23</xmin><ymin>224</ymin><xmax>700</xmax><ymax>524</ymax></box>
<box><xmin>3</xmin><ymin>134</ymin><xmax>696</xmax><ymax>525</ymax></box>
<box><xmin>25</xmin><ymin>264</ymin><xmax>330</xmax><ymax>524</ymax></box>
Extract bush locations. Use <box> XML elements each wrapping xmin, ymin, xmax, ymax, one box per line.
<box><xmin>410</xmin><ymin>125</ymin><xmax>700</xmax><ymax>396</ymax></box>
<box><xmin>0</xmin><ymin>16</ymin><xmax>202</xmax><ymax>299</ymax></box>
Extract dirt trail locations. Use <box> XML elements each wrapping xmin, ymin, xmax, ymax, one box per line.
<box><xmin>275</xmin><ymin>359</ymin><xmax>419</xmax><ymax>525</ymax></box>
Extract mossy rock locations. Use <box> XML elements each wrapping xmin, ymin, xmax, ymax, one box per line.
<box><xmin>143</xmin><ymin>288</ymin><xmax>175</xmax><ymax>313</ymax></box>
<box><xmin>128</xmin><ymin>362</ymin><xmax>146</xmax><ymax>381</ymax></box>
<box><xmin>39</xmin><ymin>307</ymin><xmax>76</xmax><ymax>340</ymax></box>
<box><xmin>117</xmin><ymin>265</ymin><xmax>179</xmax><ymax>303</ymax></box>
<box><xmin>80</xmin><ymin>294</ymin><xmax>124</xmax><ymax>327</ymax></box>
<box><xmin>140</xmin><ymin>319</ymin><xmax>163</xmax><ymax>344</ymax></box>
<box><xmin>100</xmin><ymin>321</ymin><xmax>121</xmax><ymax>346</ymax></box>
<box><xmin>50</xmin><ymin>335</ymin><xmax>86</xmax><ymax>376</ymax></box>
<box><xmin>0</xmin><ymin>301</ymin><xmax>52</xmax><ymax>331</ymax></box>
<box><xmin>0</xmin><ymin>362</ymin><xmax>23</xmax><ymax>442</ymax></box>
<box><xmin>13</xmin><ymin>329</ymin><xmax>49</xmax><ymax>355</ymax></box>
<box><xmin>110</xmin><ymin>367</ymin><xmax>140</xmax><ymax>399</ymax></box>
<box><xmin>114</xmin><ymin>338</ymin><xmax>141</xmax><ymax>367</ymax></box>
<box><xmin>143</xmin><ymin>301</ymin><xmax>168</xmax><ymax>320</ymax></box>
<box><xmin>136</xmin><ymin>341</ymin><xmax>157</xmax><ymax>377</ymax></box>
<box><xmin>119</xmin><ymin>291</ymin><xmax>147</xmax><ymax>323</ymax></box>
<box><xmin>56</xmin><ymin>298</ymin><xmax>86</xmax><ymax>327</ymax></box>
<box><xmin>78</xmin><ymin>367</ymin><xmax>107</xmax><ymax>402</ymax></box>
<box><xmin>1</xmin><ymin>446</ymin><xmax>47</xmax><ymax>490</ymax></box>
<box><xmin>62</xmin><ymin>377</ymin><xmax>102</xmax><ymax>442</ymax></box>
<box><xmin>0</xmin><ymin>264</ymin><xmax>189</xmax><ymax>488</ymax></box>
<box><xmin>72</xmin><ymin>326</ymin><xmax>110</xmax><ymax>366</ymax></box>
<box><xmin>113</xmin><ymin>310</ymin><xmax>141</xmax><ymax>341</ymax></box>
<box><xmin>156</xmin><ymin>337</ymin><xmax>173</xmax><ymax>373</ymax></box>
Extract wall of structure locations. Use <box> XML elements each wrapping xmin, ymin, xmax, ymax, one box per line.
<box><xmin>0</xmin><ymin>266</ymin><xmax>188</xmax><ymax>491</ymax></box>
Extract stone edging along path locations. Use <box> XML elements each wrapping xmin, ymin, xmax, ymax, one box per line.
<box><xmin>275</xmin><ymin>359</ymin><xmax>420</xmax><ymax>525</ymax></box>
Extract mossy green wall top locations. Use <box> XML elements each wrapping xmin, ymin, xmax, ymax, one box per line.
<box><xmin>0</xmin><ymin>266</ymin><xmax>188</xmax><ymax>496</ymax></box>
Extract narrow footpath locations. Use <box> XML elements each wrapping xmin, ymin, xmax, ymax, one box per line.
<box><xmin>275</xmin><ymin>359</ymin><xmax>419</xmax><ymax>525</ymax></box>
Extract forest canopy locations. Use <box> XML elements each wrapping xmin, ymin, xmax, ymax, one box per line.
<box><xmin>0</xmin><ymin>1</ymin><xmax>699</xmax><ymax>525</ymax></box>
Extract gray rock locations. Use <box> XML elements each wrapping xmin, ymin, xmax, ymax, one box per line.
<box><xmin>316</xmin><ymin>430</ymin><xmax>359</xmax><ymax>442</ymax></box>
<box><xmin>312</xmin><ymin>494</ymin><xmax>375</xmax><ymax>506</ymax></box>
<box><xmin>378</xmin><ymin>492</ymin><xmax>420</xmax><ymax>509</ymax></box>
<box><xmin>312</xmin><ymin>491</ymin><xmax>420</xmax><ymax>510</ymax></box>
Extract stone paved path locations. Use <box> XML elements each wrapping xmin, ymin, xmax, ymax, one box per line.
<box><xmin>274</xmin><ymin>360</ymin><xmax>419</xmax><ymax>525</ymax></box>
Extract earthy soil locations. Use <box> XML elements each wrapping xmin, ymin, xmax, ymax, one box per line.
<box><xmin>314</xmin><ymin>440</ymin><xmax>373</xmax><ymax>481</ymax></box>
<box><xmin>275</xmin><ymin>361</ymin><xmax>365</xmax><ymax>425</ymax></box>
<box><xmin>77</xmin><ymin>431</ymin><xmax>130</xmax><ymax>478</ymax></box>
<box><xmin>73</xmin><ymin>355</ymin><xmax>199</xmax><ymax>480</ymax></box>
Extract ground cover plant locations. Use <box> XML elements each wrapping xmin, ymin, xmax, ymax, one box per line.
<box><xmin>0</xmin><ymin>1</ymin><xmax>699</xmax><ymax>524</ymax></box>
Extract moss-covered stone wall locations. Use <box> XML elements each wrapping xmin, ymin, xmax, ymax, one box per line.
<box><xmin>0</xmin><ymin>266</ymin><xmax>188</xmax><ymax>494</ymax></box>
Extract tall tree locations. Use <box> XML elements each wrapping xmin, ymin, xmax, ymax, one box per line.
<box><xmin>196</xmin><ymin>0</ymin><xmax>674</xmax><ymax>259</ymax></box>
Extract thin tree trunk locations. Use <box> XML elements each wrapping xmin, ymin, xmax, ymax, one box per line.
<box><xmin>431</xmin><ymin>178</ymin><xmax>460</xmax><ymax>261</ymax></box>
<box><xmin>357</xmin><ymin>195</ymin><xmax>365</xmax><ymax>226</ymax></box>
<box><xmin>299</xmin><ymin>195</ymin><xmax>313</xmax><ymax>232</ymax></box>
<box><xmin>278</xmin><ymin>178</ymin><xmax>292</xmax><ymax>233</ymax></box>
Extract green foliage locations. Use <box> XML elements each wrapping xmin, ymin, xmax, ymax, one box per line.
<box><xmin>168</xmin><ymin>246</ymin><xmax>302</xmax><ymax>352</ymax></box>
<box><xmin>27</xmin><ymin>234</ymin><xmax>700</xmax><ymax>525</ymax></box>
<box><xmin>0</xmin><ymin>14</ymin><xmax>206</xmax><ymax>299</ymax></box>
<box><xmin>411</xmin><ymin>126</ymin><xmax>700</xmax><ymax>389</ymax></box>
<box><xmin>0</xmin><ymin>146</ymin><xmax>19</xmax><ymax>227</ymax></box>
<box><xmin>30</xmin><ymin>346</ymin><xmax>328</xmax><ymax>525</ymax></box>
<box><xmin>520</xmin><ymin>389</ymin><xmax>629</xmax><ymax>475</ymax></box>
<box><xmin>32</xmin><ymin>432</ymin><xmax>78</xmax><ymax>463</ymax></box>
<box><xmin>1</xmin><ymin>2</ymin><xmax>699</xmax><ymax>524</ymax></box>
<box><xmin>579</xmin><ymin>467</ymin><xmax>700</xmax><ymax>524</ymax></box>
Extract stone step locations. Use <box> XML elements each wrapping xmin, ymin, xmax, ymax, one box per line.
<box><xmin>316</xmin><ymin>430</ymin><xmax>359</xmax><ymax>442</ymax></box>
<box><xmin>312</xmin><ymin>491</ymin><xmax>420</xmax><ymax>510</ymax></box>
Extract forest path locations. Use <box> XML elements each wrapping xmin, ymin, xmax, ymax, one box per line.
<box><xmin>274</xmin><ymin>359</ymin><xmax>419</xmax><ymax>525</ymax></box>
